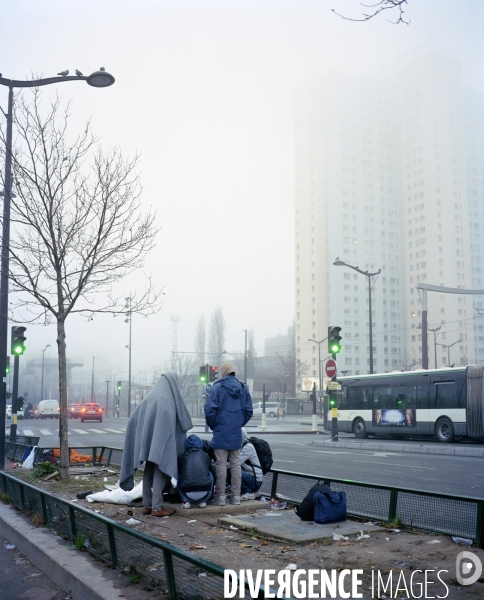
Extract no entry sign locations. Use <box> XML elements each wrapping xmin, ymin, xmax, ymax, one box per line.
<box><xmin>325</xmin><ymin>358</ymin><xmax>337</xmax><ymax>378</ymax></box>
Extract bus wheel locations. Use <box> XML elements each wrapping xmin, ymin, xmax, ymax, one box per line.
<box><xmin>353</xmin><ymin>418</ymin><xmax>369</xmax><ymax>439</ymax></box>
<box><xmin>435</xmin><ymin>418</ymin><xmax>455</xmax><ymax>443</ymax></box>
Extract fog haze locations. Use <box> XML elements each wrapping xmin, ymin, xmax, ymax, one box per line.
<box><xmin>1</xmin><ymin>0</ymin><xmax>483</xmax><ymax>391</ymax></box>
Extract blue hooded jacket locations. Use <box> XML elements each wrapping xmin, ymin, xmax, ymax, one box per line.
<box><xmin>204</xmin><ymin>375</ymin><xmax>253</xmax><ymax>449</ymax></box>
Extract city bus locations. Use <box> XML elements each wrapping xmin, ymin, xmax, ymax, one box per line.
<box><xmin>335</xmin><ymin>366</ymin><xmax>484</xmax><ymax>443</ymax></box>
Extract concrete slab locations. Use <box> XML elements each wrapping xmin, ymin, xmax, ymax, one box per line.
<box><xmin>311</xmin><ymin>439</ymin><xmax>484</xmax><ymax>458</ymax></box>
<box><xmin>176</xmin><ymin>499</ymin><xmax>265</xmax><ymax>517</ymax></box>
<box><xmin>217</xmin><ymin>509</ymin><xmax>382</xmax><ymax>544</ymax></box>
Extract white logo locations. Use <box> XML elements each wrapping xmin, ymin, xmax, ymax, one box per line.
<box><xmin>456</xmin><ymin>551</ymin><xmax>482</xmax><ymax>586</ymax></box>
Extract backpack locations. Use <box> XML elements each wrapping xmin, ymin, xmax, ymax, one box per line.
<box><xmin>294</xmin><ymin>481</ymin><xmax>332</xmax><ymax>521</ymax></box>
<box><xmin>314</xmin><ymin>491</ymin><xmax>347</xmax><ymax>524</ymax></box>
<box><xmin>246</xmin><ymin>436</ymin><xmax>273</xmax><ymax>475</ymax></box>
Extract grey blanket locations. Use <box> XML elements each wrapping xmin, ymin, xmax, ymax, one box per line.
<box><xmin>119</xmin><ymin>372</ymin><xmax>193</xmax><ymax>491</ymax></box>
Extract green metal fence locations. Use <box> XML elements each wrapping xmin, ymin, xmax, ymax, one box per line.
<box><xmin>0</xmin><ymin>471</ymin><xmax>279</xmax><ymax>599</ymax></box>
<box><xmin>4</xmin><ymin>441</ymin><xmax>123</xmax><ymax>467</ymax></box>
<box><xmin>262</xmin><ymin>468</ymin><xmax>484</xmax><ymax>548</ymax></box>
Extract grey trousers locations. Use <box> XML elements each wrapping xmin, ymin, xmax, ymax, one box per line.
<box><xmin>214</xmin><ymin>448</ymin><xmax>241</xmax><ymax>499</ymax></box>
<box><xmin>143</xmin><ymin>461</ymin><xmax>167</xmax><ymax>512</ymax></box>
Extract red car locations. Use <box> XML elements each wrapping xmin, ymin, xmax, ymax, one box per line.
<box><xmin>80</xmin><ymin>403</ymin><xmax>103</xmax><ymax>423</ymax></box>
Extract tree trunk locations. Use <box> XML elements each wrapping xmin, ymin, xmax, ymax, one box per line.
<box><xmin>57</xmin><ymin>318</ymin><xmax>69</xmax><ymax>480</ymax></box>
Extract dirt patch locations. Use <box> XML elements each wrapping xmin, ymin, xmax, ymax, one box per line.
<box><xmin>5</xmin><ymin>463</ymin><xmax>484</xmax><ymax>599</ymax></box>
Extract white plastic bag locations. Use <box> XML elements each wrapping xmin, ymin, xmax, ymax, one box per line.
<box><xmin>87</xmin><ymin>481</ymin><xmax>143</xmax><ymax>504</ymax></box>
<box><xmin>21</xmin><ymin>447</ymin><xmax>36</xmax><ymax>469</ymax></box>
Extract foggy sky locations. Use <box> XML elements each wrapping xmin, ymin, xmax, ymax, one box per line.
<box><xmin>1</xmin><ymin>0</ymin><xmax>483</xmax><ymax>386</ymax></box>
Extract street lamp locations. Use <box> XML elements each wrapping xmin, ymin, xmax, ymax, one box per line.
<box><xmin>437</xmin><ymin>339</ymin><xmax>462</xmax><ymax>367</ymax></box>
<box><xmin>40</xmin><ymin>344</ymin><xmax>51</xmax><ymax>402</ymax></box>
<box><xmin>308</xmin><ymin>337</ymin><xmax>329</xmax><ymax>428</ymax></box>
<box><xmin>0</xmin><ymin>69</ymin><xmax>115</xmax><ymax>468</ymax></box>
<box><xmin>333</xmin><ymin>259</ymin><xmax>381</xmax><ymax>374</ymax></box>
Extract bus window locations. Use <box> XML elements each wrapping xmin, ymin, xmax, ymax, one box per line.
<box><xmin>433</xmin><ymin>381</ymin><xmax>463</xmax><ymax>409</ymax></box>
<box><xmin>347</xmin><ymin>387</ymin><xmax>370</xmax><ymax>410</ymax></box>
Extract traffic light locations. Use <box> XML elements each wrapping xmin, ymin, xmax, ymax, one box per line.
<box><xmin>11</xmin><ymin>326</ymin><xmax>27</xmax><ymax>355</ymax></box>
<box><xmin>6</xmin><ymin>356</ymin><xmax>10</xmax><ymax>375</ymax></box>
<box><xmin>328</xmin><ymin>326</ymin><xmax>342</xmax><ymax>355</ymax></box>
<box><xmin>329</xmin><ymin>395</ymin><xmax>338</xmax><ymax>409</ymax></box>
<box><xmin>209</xmin><ymin>366</ymin><xmax>218</xmax><ymax>382</ymax></box>
<box><xmin>17</xmin><ymin>397</ymin><xmax>24</xmax><ymax>411</ymax></box>
<box><xmin>117</xmin><ymin>380</ymin><xmax>122</xmax><ymax>392</ymax></box>
<box><xmin>199</xmin><ymin>365</ymin><xmax>208</xmax><ymax>383</ymax></box>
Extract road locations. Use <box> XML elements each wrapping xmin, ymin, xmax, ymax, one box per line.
<box><xmin>8</xmin><ymin>416</ymin><xmax>484</xmax><ymax>498</ymax></box>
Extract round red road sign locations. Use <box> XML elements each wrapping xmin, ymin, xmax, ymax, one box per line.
<box><xmin>325</xmin><ymin>358</ymin><xmax>337</xmax><ymax>378</ymax></box>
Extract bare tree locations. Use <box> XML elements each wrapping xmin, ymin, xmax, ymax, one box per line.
<box><xmin>247</xmin><ymin>328</ymin><xmax>257</xmax><ymax>379</ymax></box>
<box><xmin>276</xmin><ymin>329</ymin><xmax>308</xmax><ymax>397</ymax></box>
<box><xmin>332</xmin><ymin>0</ymin><xmax>409</xmax><ymax>25</ymax></box>
<box><xmin>2</xmin><ymin>89</ymin><xmax>161</xmax><ymax>479</ymax></box>
<box><xmin>208</xmin><ymin>306</ymin><xmax>226</xmax><ymax>360</ymax></box>
<box><xmin>194</xmin><ymin>316</ymin><xmax>206</xmax><ymax>366</ymax></box>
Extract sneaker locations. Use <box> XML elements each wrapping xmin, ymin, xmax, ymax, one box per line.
<box><xmin>181</xmin><ymin>501</ymin><xmax>191</xmax><ymax>509</ymax></box>
<box><xmin>231</xmin><ymin>496</ymin><xmax>241</xmax><ymax>505</ymax></box>
<box><xmin>199</xmin><ymin>502</ymin><xmax>206</xmax><ymax>508</ymax></box>
<box><xmin>216</xmin><ymin>497</ymin><xmax>226</xmax><ymax>506</ymax></box>
<box><xmin>240</xmin><ymin>493</ymin><xmax>256</xmax><ymax>501</ymax></box>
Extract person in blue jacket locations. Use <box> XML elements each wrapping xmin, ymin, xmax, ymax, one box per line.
<box><xmin>204</xmin><ymin>361</ymin><xmax>253</xmax><ymax>506</ymax></box>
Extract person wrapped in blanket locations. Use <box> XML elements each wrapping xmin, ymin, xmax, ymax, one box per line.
<box><xmin>177</xmin><ymin>434</ymin><xmax>214</xmax><ymax>509</ymax></box>
<box><xmin>226</xmin><ymin>428</ymin><xmax>263</xmax><ymax>500</ymax></box>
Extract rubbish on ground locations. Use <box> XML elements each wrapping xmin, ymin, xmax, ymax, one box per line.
<box><xmin>390</xmin><ymin>529</ymin><xmax>401</xmax><ymax>533</ymax></box>
<box><xmin>178</xmin><ymin>534</ymin><xmax>185</xmax><ymax>537</ymax></box>
<box><xmin>87</xmin><ymin>481</ymin><xmax>143</xmax><ymax>504</ymax></box>
<box><xmin>259</xmin><ymin>496</ymin><xmax>268</xmax><ymax>502</ymax></box>
<box><xmin>5</xmin><ymin>544</ymin><xmax>16</xmax><ymax>550</ymax></box>
<box><xmin>198</xmin><ymin>573</ymin><xmax>207</xmax><ymax>578</ymax></box>
<box><xmin>333</xmin><ymin>533</ymin><xmax>349</xmax><ymax>541</ymax></box>
<box><xmin>284</xmin><ymin>564</ymin><xmax>297</xmax><ymax>571</ymax></box>
<box><xmin>264</xmin><ymin>513</ymin><xmax>282</xmax><ymax>517</ymax></box>
<box><xmin>357</xmin><ymin>530</ymin><xmax>370</xmax><ymax>540</ymax></box>
<box><xmin>427</xmin><ymin>540</ymin><xmax>442</xmax><ymax>544</ymax></box>
<box><xmin>339</xmin><ymin>541</ymin><xmax>351</xmax><ymax>546</ymax></box>
<box><xmin>229</xmin><ymin>525</ymin><xmax>238</xmax><ymax>530</ymax></box>
<box><xmin>260</xmin><ymin>541</ymin><xmax>268</xmax><ymax>546</ymax></box>
<box><xmin>187</xmin><ymin>519</ymin><xmax>197</xmax><ymax>523</ymax></box>
<box><xmin>76</xmin><ymin>490</ymin><xmax>94</xmax><ymax>499</ymax></box>
<box><xmin>270</xmin><ymin>499</ymin><xmax>287</xmax><ymax>510</ymax></box>
<box><xmin>190</xmin><ymin>544</ymin><xmax>207</xmax><ymax>549</ymax></box>
<box><xmin>125</xmin><ymin>518</ymin><xmax>141</xmax><ymax>525</ymax></box>
<box><xmin>452</xmin><ymin>537</ymin><xmax>473</xmax><ymax>547</ymax></box>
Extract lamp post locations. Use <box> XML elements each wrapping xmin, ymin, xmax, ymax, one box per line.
<box><xmin>428</xmin><ymin>326</ymin><xmax>441</xmax><ymax>370</ymax></box>
<box><xmin>40</xmin><ymin>344</ymin><xmax>51</xmax><ymax>402</ymax></box>
<box><xmin>0</xmin><ymin>69</ymin><xmax>115</xmax><ymax>468</ymax></box>
<box><xmin>333</xmin><ymin>259</ymin><xmax>381</xmax><ymax>374</ymax></box>
<box><xmin>437</xmin><ymin>339</ymin><xmax>462</xmax><ymax>367</ymax></box>
<box><xmin>125</xmin><ymin>296</ymin><xmax>132</xmax><ymax>417</ymax></box>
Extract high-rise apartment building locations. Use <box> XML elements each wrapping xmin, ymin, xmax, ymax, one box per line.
<box><xmin>295</xmin><ymin>55</ymin><xmax>484</xmax><ymax>385</ymax></box>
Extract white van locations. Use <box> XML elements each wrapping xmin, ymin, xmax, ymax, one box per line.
<box><xmin>36</xmin><ymin>399</ymin><xmax>60</xmax><ymax>419</ymax></box>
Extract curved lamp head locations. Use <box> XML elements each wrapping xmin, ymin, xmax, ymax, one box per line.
<box><xmin>333</xmin><ymin>259</ymin><xmax>345</xmax><ymax>267</ymax></box>
<box><xmin>86</xmin><ymin>68</ymin><xmax>115</xmax><ymax>88</ymax></box>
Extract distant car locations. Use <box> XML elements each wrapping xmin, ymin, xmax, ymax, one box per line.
<box><xmin>80</xmin><ymin>403</ymin><xmax>103</xmax><ymax>423</ymax></box>
<box><xmin>68</xmin><ymin>403</ymin><xmax>84</xmax><ymax>419</ymax></box>
<box><xmin>5</xmin><ymin>405</ymin><xmax>24</xmax><ymax>420</ymax></box>
<box><xmin>251</xmin><ymin>401</ymin><xmax>279</xmax><ymax>418</ymax></box>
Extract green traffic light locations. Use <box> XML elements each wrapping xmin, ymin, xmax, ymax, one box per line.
<box><xmin>200</xmin><ymin>375</ymin><xmax>206</xmax><ymax>383</ymax></box>
<box><xmin>13</xmin><ymin>345</ymin><xmax>25</xmax><ymax>355</ymax></box>
<box><xmin>330</xmin><ymin>343</ymin><xmax>341</xmax><ymax>353</ymax></box>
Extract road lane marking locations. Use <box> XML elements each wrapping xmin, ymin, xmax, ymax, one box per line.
<box><xmin>104</xmin><ymin>429</ymin><xmax>124</xmax><ymax>433</ymax></box>
<box><xmin>350</xmin><ymin>460</ymin><xmax>434</xmax><ymax>469</ymax></box>
<box><xmin>71</xmin><ymin>429</ymin><xmax>88</xmax><ymax>434</ymax></box>
<box><xmin>39</xmin><ymin>429</ymin><xmax>53</xmax><ymax>435</ymax></box>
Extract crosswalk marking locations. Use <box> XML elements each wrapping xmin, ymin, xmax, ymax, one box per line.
<box><xmin>22</xmin><ymin>429</ymin><xmax>35</xmax><ymax>436</ymax></box>
<box><xmin>39</xmin><ymin>429</ymin><xmax>53</xmax><ymax>435</ymax></box>
<box><xmin>88</xmin><ymin>429</ymin><xmax>102</xmax><ymax>433</ymax></box>
<box><xmin>71</xmin><ymin>429</ymin><xmax>88</xmax><ymax>434</ymax></box>
<box><xmin>104</xmin><ymin>428</ymin><xmax>124</xmax><ymax>433</ymax></box>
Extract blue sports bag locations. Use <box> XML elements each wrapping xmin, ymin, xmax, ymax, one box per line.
<box><xmin>313</xmin><ymin>491</ymin><xmax>347</xmax><ymax>524</ymax></box>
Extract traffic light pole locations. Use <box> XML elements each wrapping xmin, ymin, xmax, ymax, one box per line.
<box><xmin>261</xmin><ymin>383</ymin><xmax>267</xmax><ymax>430</ymax></box>
<box><xmin>9</xmin><ymin>354</ymin><xmax>19</xmax><ymax>439</ymax></box>
<box><xmin>330</xmin><ymin>351</ymin><xmax>339</xmax><ymax>442</ymax></box>
<box><xmin>311</xmin><ymin>382</ymin><xmax>317</xmax><ymax>432</ymax></box>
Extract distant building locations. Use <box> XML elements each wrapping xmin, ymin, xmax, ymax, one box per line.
<box><xmin>264</xmin><ymin>326</ymin><xmax>294</xmax><ymax>357</ymax></box>
<box><xmin>295</xmin><ymin>54</ymin><xmax>484</xmax><ymax>381</ymax></box>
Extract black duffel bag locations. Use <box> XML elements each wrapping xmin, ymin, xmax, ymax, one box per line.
<box><xmin>294</xmin><ymin>481</ymin><xmax>332</xmax><ymax>521</ymax></box>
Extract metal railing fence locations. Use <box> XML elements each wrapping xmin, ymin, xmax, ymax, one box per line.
<box><xmin>0</xmin><ymin>471</ymin><xmax>277</xmax><ymax>599</ymax></box>
<box><xmin>261</xmin><ymin>468</ymin><xmax>484</xmax><ymax>548</ymax></box>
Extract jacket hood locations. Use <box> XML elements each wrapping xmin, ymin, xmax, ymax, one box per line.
<box><xmin>241</xmin><ymin>428</ymin><xmax>248</xmax><ymax>443</ymax></box>
<box><xmin>217</xmin><ymin>375</ymin><xmax>244</xmax><ymax>398</ymax></box>
<box><xmin>185</xmin><ymin>434</ymin><xmax>204</xmax><ymax>450</ymax></box>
